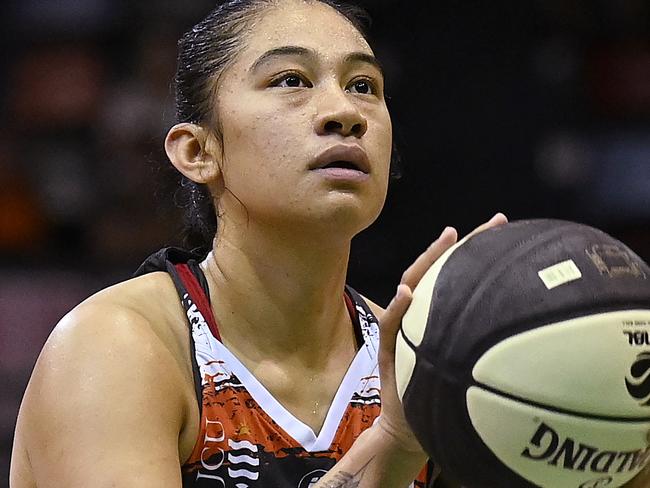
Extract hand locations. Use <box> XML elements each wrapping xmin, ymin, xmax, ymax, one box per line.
<box><xmin>375</xmin><ymin>213</ymin><xmax>509</xmax><ymax>452</ymax></box>
<box><xmin>623</xmin><ymin>463</ymin><xmax>650</xmax><ymax>487</ymax></box>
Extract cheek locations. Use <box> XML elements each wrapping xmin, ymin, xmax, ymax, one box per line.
<box><xmin>372</xmin><ymin>113</ymin><xmax>393</xmax><ymax>177</ymax></box>
<box><xmin>219</xmin><ymin>108</ymin><xmax>304</xmax><ymax>190</ymax></box>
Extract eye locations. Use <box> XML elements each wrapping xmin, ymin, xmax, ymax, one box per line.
<box><xmin>346</xmin><ymin>78</ymin><xmax>376</xmax><ymax>95</ymax></box>
<box><xmin>271</xmin><ymin>73</ymin><xmax>311</xmax><ymax>88</ymax></box>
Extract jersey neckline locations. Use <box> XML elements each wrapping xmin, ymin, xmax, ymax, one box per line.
<box><xmin>153</xmin><ymin>250</ymin><xmax>381</xmax><ymax>452</ymax></box>
<box><xmin>208</xmin><ymin>334</ymin><xmax>378</xmax><ymax>451</ymax></box>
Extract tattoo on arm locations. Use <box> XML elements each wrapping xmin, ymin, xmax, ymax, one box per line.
<box><xmin>320</xmin><ymin>472</ymin><xmax>361</xmax><ymax>488</ymax></box>
<box><xmin>319</xmin><ymin>457</ymin><xmax>373</xmax><ymax>488</ymax></box>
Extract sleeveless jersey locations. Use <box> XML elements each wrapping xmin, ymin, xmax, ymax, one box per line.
<box><xmin>135</xmin><ymin>248</ymin><xmax>432</xmax><ymax>487</ymax></box>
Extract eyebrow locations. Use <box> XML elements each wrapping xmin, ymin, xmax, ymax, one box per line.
<box><xmin>249</xmin><ymin>45</ymin><xmax>384</xmax><ymax>77</ymax></box>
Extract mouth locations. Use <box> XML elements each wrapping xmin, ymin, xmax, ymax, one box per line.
<box><xmin>310</xmin><ymin>145</ymin><xmax>371</xmax><ymax>174</ymax></box>
<box><xmin>321</xmin><ymin>161</ymin><xmax>363</xmax><ymax>171</ymax></box>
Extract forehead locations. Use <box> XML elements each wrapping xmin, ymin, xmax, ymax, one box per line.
<box><xmin>243</xmin><ymin>0</ymin><xmax>373</xmax><ymax>61</ymax></box>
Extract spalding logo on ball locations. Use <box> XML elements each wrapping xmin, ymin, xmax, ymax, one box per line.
<box><xmin>395</xmin><ymin>219</ymin><xmax>650</xmax><ymax>488</ymax></box>
<box><xmin>626</xmin><ymin>352</ymin><xmax>650</xmax><ymax>406</ymax></box>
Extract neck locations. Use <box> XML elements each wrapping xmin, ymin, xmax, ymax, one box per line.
<box><xmin>201</xmin><ymin>218</ymin><xmax>355</xmax><ymax>366</ymax></box>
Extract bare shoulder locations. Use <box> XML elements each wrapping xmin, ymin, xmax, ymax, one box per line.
<box><xmin>12</xmin><ymin>272</ymin><xmax>194</xmax><ymax>487</ymax></box>
<box><xmin>30</xmin><ymin>271</ymin><xmax>191</xmax><ymax>389</ymax></box>
<box><xmin>88</xmin><ymin>271</ymin><xmax>192</xmax><ymax>367</ymax></box>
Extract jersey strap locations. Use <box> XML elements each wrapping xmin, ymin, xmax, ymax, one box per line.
<box><xmin>173</xmin><ymin>263</ymin><xmax>222</xmax><ymax>342</ymax></box>
<box><xmin>133</xmin><ymin>247</ymin><xmax>208</xmax><ymax>405</ymax></box>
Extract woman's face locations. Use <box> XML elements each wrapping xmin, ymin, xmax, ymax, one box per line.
<box><xmin>212</xmin><ymin>0</ymin><xmax>393</xmax><ymax>238</ymax></box>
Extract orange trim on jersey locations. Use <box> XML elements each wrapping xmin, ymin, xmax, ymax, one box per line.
<box><xmin>182</xmin><ymin>376</ymin><xmax>429</xmax><ymax>486</ymax></box>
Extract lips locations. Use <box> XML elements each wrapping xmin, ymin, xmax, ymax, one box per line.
<box><xmin>310</xmin><ymin>145</ymin><xmax>370</xmax><ymax>174</ymax></box>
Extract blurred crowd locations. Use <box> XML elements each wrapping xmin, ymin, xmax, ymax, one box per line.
<box><xmin>2</xmin><ymin>0</ymin><xmax>650</xmax><ymax>268</ymax></box>
<box><xmin>1</xmin><ymin>0</ymin><xmax>650</xmax><ymax>482</ymax></box>
<box><xmin>0</xmin><ymin>0</ymin><xmax>219</xmax><ymax>269</ymax></box>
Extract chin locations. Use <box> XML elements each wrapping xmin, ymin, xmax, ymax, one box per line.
<box><xmin>310</xmin><ymin>197</ymin><xmax>384</xmax><ymax>237</ymax></box>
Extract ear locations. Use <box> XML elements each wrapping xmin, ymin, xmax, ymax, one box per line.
<box><xmin>164</xmin><ymin>123</ymin><xmax>222</xmax><ymax>184</ymax></box>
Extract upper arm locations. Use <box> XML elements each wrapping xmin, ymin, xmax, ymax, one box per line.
<box><xmin>15</xmin><ymin>301</ymin><xmax>189</xmax><ymax>488</ymax></box>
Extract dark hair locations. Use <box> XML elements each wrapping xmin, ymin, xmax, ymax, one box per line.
<box><xmin>171</xmin><ymin>0</ymin><xmax>398</xmax><ymax>255</ymax></box>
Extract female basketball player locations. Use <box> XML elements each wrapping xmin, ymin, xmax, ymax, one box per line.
<box><xmin>10</xmin><ymin>1</ymin><xmax>649</xmax><ymax>487</ymax></box>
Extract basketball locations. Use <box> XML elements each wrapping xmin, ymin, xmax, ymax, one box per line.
<box><xmin>395</xmin><ymin>219</ymin><xmax>650</xmax><ymax>488</ymax></box>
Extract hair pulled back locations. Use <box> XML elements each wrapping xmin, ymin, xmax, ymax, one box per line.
<box><xmin>172</xmin><ymin>0</ymin><xmax>389</xmax><ymax>255</ymax></box>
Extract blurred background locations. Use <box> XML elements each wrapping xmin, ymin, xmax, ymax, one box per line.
<box><xmin>1</xmin><ymin>0</ymin><xmax>649</xmax><ymax>482</ymax></box>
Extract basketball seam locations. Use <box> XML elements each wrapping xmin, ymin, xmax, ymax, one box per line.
<box><xmin>399</xmin><ymin>325</ymin><xmax>416</xmax><ymax>350</ymax></box>
<box><xmin>473</xmin><ymin>381</ymin><xmax>650</xmax><ymax>422</ymax></box>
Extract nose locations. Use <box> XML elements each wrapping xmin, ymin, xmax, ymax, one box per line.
<box><xmin>314</xmin><ymin>85</ymin><xmax>368</xmax><ymax>138</ymax></box>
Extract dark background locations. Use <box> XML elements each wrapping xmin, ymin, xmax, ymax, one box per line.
<box><xmin>1</xmin><ymin>0</ymin><xmax>649</xmax><ymax>483</ymax></box>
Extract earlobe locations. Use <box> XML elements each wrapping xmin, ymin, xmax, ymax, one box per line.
<box><xmin>164</xmin><ymin>123</ymin><xmax>222</xmax><ymax>184</ymax></box>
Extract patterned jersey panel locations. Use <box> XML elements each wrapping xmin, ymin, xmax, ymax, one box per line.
<box><xmin>181</xmin><ymin>293</ymin><xmax>384</xmax><ymax>487</ymax></box>
<box><xmin>145</xmin><ymin>254</ymin><xmax>431</xmax><ymax>487</ymax></box>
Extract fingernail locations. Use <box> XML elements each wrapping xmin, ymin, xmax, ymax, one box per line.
<box><xmin>396</xmin><ymin>284</ymin><xmax>403</xmax><ymax>298</ymax></box>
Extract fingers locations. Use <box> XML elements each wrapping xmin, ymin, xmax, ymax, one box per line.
<box><xmin>400</xmin><ymin>227</ymin><xmax>458</xmax><ymax>291</ymax></box>
<box><xmin>466</xmin><ymin>212</ymin><xmax>508</xmax><ymax>239</ymax></box>
<box><xmin>398</xmin><ymin>212</ymin><xmax>508</xmax><ymax>299</ymax></box>
<box><xmin>380</xmin><ymin>284</ymin><xmax>413</xmax><ymax>351</ymax></box>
